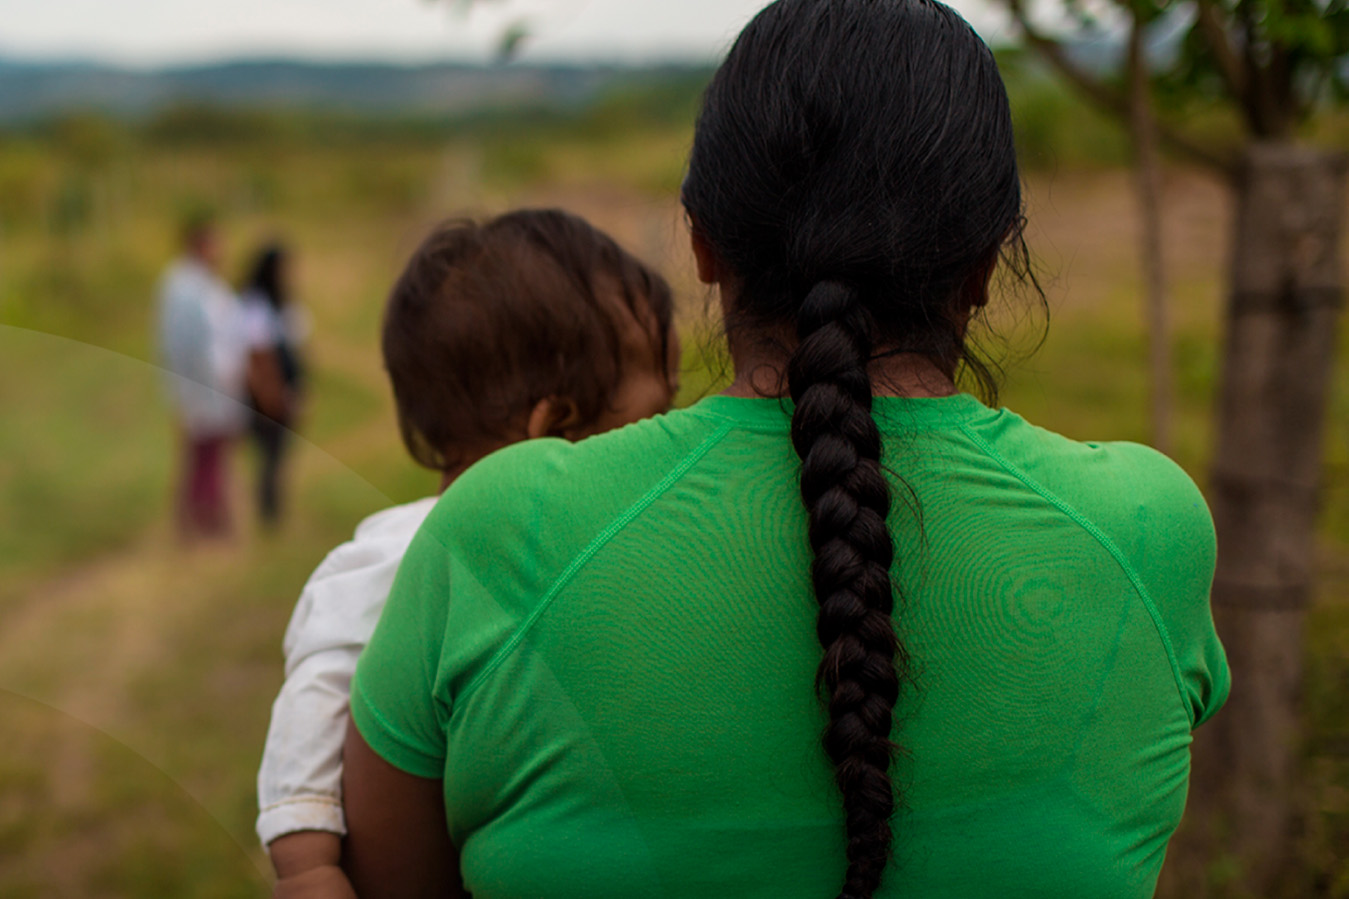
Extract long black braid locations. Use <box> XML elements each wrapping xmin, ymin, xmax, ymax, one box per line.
<box><xmin>789</xmin><ymin>282</ymin><xmax>903</xmax><ymax>896</ymax></box>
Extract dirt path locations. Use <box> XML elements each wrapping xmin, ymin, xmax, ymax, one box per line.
<box><xmin>0</xmin><ymin>524</ymin><xmax>275</xmax><ymax>895</ymax></box>
<box><xmin>1</xmin><ymin>528</ymin><xmax>170</xmax><ymax>725</ymax></box>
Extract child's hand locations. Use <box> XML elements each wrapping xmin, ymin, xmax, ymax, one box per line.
<box><xmin>273</xmin><ymin>865</ymin><xmax>358</xmax><ymax>899</ymax></box>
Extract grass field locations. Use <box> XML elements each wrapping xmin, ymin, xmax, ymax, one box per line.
<box><xmin>0</xmin><ymin>96</ymin><xmax>1346</xmax><ymax>896</ymax></box>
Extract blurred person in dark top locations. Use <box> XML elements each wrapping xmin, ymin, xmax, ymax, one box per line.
<box><xmin>157</xmin><ymin>214</ymin><xmax>248</xmax><ymax>539</ymax></box>
<box><xmin>240</xmin><ymin>242</ymin><xmax>308</xmax><ymax>528</ymax></box>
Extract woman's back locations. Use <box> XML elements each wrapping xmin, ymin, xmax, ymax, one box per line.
<box><xmin>352</xmin><ymin>393</ymin><xmax>1228</xmax><ymax>898</ymax></box>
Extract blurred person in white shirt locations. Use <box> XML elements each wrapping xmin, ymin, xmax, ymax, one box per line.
<box><xmin>157</xmin><ymin>215</ymin><xmax>248</xmax><ymax>538</ymax></box>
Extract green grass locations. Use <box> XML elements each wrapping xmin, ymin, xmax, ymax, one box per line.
<box><xmin>0</xmin><ymin>330</ymin><xmax>173</xmax><ymax>594</ymax></box>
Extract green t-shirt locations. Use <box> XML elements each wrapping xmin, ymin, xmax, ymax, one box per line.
<box><xmin>351</xmin><ymin>393</ymin><xmax>1229</xmax><ymax>898</ymax></box>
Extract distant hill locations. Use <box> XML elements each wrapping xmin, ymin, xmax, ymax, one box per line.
<box><xmin>0</xmin><ymin>57</ymin><xmax>708</xmax><ymax>122</ymax></box>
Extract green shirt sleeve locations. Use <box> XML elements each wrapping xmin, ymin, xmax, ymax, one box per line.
<box><xmin>350</xmin><ymin>517</ymin><xmax>452</xmax><ymax>779</ymax></box>
<box><xmin>1124</xmin><ymin>446</ymin><xmax>1231</xmax><ymax>728</ymax></box>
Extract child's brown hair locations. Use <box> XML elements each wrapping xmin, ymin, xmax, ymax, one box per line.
<box><xmin>382</xmin><ymin>208</ymin><xmax>675</xmax><ymax>473</ymax></box>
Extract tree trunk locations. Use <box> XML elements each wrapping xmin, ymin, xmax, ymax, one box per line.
<box><xmin>1183</xmin><ymin>143</ymin><xmax>1346</xmax><ymax>897</ymax></box>
<box><xmin>1128</xmin><ymin>17</ymin><xmax>1172</xmax><ymax>454</ymax></box>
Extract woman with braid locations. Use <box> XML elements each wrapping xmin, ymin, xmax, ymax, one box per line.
<box><xmin>341</xmin><ymin>1</ymin><xmax>1229</xmax><ymax>896</ymax></box>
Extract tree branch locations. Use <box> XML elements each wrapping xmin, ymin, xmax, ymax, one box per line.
<box><xmin>1005</xmin><ymin>0</ymin><xmax>1236</xmax><ymax>176</ymax></box>
<box><xmin>1008</xmin><ymin>0</ymin><xmax>1128</xmax><ymax>113</ymax></box>
<box><xmin>1193</xmin><ymin>0</ymin><xmax>1248</xmax><ymax>101</ymax></box>
<box><xmin>1128</xmin><ymin>12</ymin><xmax>1173</xmax><ymax>453</ymax></box>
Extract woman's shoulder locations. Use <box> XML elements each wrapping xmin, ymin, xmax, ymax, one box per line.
<box><xmin>965</xmin><ymin>408</ymin><xmax>1214</xmax><ymax>577</ymax></box>
<box><xmin>971</xmin><ymin>408</ymin><xmax>1207</xmax><ymax>517</ymax></box>
<box><xmin>974</xmin><ymin>412</ymin><xmax>1225</xmax><ymax>722</ymax></box>
<box><xmin>1069</xmin><ymin>439</ymin><xmax>1214</xmax><ymax>569</ymax></box>
<box><xmin>978</xmin><ymin>411</ymin><xmax>1216</xmax><ymax>587</ymax></box>
<box><xmin>420</xmin><ymin>407</ymin><xmax>726</xmax><ymax>554</ymax></box>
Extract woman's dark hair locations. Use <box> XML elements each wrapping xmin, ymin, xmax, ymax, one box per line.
<box><xmin>382</xmin><ymin>208</ymin><xmax>674</xmax><ymax>473</ymax></box>
<box><xmin>681</xmin><ymin>1</ymin><xmax>1024</xmax><ymax>896</ymax></box>
<box><xmin>246</xmin><ymin>244</ymin><xmax>289</xmax><ymax>310</ymax></box>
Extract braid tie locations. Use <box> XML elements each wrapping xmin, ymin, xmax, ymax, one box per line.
<box><xmin>788</xmin><ymin>280</ymin><xmax>901</xmax><ymax>899</ymax></box>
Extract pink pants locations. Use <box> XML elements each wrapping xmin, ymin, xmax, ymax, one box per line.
<box><xmin>178</xmin><ymin>434</ymin><xmax>231</xmax><ymax>537</ymax></box>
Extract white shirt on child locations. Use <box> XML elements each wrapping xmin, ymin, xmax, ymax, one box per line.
<box><xmin>256</xmin><ymin>495</ymin><xmax>438</xmax><ymax>847</ymax></box>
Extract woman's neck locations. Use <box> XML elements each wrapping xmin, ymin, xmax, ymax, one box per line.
<box><xmin>722</xmin><ymin>331</ymin><xmax>958</xmax><ymax>399</ymax></box>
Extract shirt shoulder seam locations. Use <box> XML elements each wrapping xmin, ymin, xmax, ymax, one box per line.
<box><xmin>350</xmin><ymin>671</ymin><xmax>447</xmax><ymax>776</ymax></box>
<box><xmin>458</xmin><ymin>421</ymin><xmax>735</xmax><ymax>703</ymax></box>
<box><xmin>956</xmin><ymin>421</ymin><xmax>1194</xmax><ymax>727</ymax></box>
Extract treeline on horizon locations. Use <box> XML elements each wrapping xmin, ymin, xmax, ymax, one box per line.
<box><xmin>0</xmin><ymin>65</ymin><xmax>715</xmax><ymax>145</ymax></box>
<box><xmin>8</xmin><ymin>49</ymin><xmax>1321</xmax><ymax>172</ymax></box>
<box><xmin>6</xmin><ymin>51</ymin><xmax>1347</xmax><ymax>166</ymax></box>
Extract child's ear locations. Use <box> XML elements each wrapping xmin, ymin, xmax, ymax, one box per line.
<box><xmin>526</xmin><ymin>396</ymin><xmax>583</xmax><ymax>440</ymax></box>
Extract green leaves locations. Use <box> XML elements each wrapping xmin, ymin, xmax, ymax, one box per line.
<box><xmin>1008</xmin><ymin>0</ymin><xmax>1348</xmax><ymax>143</ymax></box>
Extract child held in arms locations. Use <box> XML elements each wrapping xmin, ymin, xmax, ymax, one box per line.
<box><xmin>256</xmin><ymin>209</ymin><xmax>681</xmax><ymax>898</ymax></box>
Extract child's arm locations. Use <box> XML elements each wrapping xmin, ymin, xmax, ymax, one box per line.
<box><xmin>271</xmin><ymin>831</ymin><xmax>356</xmax><ymax>899</ymax></box>
<box><xmin>258</xmin><ymin>641</ymin><xmax>363</xmax><ymax>862</ymax></box>
<box><xmin>257</xmin><ymin>499</ymin><xmax>438</xmax><ymax>890</ymax></box>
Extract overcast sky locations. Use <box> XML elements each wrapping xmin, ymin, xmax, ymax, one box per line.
<box><xmin>0</xmin><ymin>0</ymin><xmax>1015</xmax><ymax>67</ymax></box>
